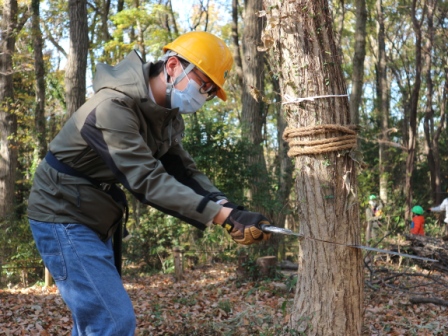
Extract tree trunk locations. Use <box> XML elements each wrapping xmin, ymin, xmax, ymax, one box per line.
<box><xmin>32</xmin><ymin>0</ymin><xmax>47</xmax><ymax>160</ymax></box>
<box><xmin>261</xmin><ymin>0</ymin><xmax>363</xmax><ymax>334</ymax></box>
<box><xmin>376</xmin><ymin>0</ymin><xmax>389</xmax><ymax>206</ymax></box>
<box><xmin>0</xmin><ymin>0</ymin><xmax>19</xmax><ymax>222</ymax></box>
<box><xmin>273</xmin><ymin>72</ymin><xmax>293</xmax><ymax>260</ymax></box>
<box><xmin>349</xmin><ymin>0</ymin><xmax>366</xmax><ymax>127</ymax></box>
<box><xmin>405</xmin><ymin>0</ymin><xmax>423</xmax><ymax>219</ymax></box>
<box><xmin>231</xmin><ymin>0</ymin><xmax>243</xmax><ymax>88</ymax></box>
<box><xmin>240</xmin><ymin>0</ymin><xmax>270</xmax><ymax>213</ymax></box>
<box><xmin>65</xmin><ymin>0</ymin><xmax>89</xmax><ymax>116</ymax></box>
<box><xmin>422</xmin><ymin>0</ymin><xmax>441</xmax><ymax>205</ymax></box>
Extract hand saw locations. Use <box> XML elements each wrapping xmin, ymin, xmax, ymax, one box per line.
<box><xmin>260</xmin><ymin>224</ymin><xmax>438</xmax><ymax>263</ymax></box>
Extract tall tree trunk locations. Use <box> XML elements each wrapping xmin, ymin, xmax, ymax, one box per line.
<box><xmin>423</xmin><ymin>0</ymin><xmax>441</xmax><ymax>204</ymax></box>
<box><xmin>349</xmin><ymin>0</ymin><xmax>366</xmax><ymax>127</ymax></box>
<box><xmin>261</xmin><ymin>0</ymin><xmax>363</xmax><ymax>334</ymax></box>
<box><xmin>32</xmin><ymin>0</ymin><xmax>47</xmax><ymax>160</ymax></box>
<box><xmin>405</xmin><ymin>0</ymin><xmax>423</xmax><ymax>219</ymax></box>
<box><xmin>273</xmin><ymin>73</ymin><xmax>293</xmax><ymax>260</ymax></box>
<box><xmin>231</xmin><ymin>0</ymin><xmax>243</xmax><ymax>88</ymax></box>
<box><xmin>0</xmin><ymin>0</ymin><xmax>19</xmax><ymax>222</ymax></box>
<box><xmin>376</xmin><ymin>0</ymin><xmax>389</xmax><ymax>206</ymax></box>
<box><xmin>240</xmin><ymin>0</ymin><xmax>269</xmax><ymax>213</ymax></box>
<box><xmin>65</xmin><ymin>0</ymin><xmax>89</xmax><ymax>115</ymax></box>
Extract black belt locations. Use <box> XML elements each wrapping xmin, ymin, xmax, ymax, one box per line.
<box><xmin>44</xmin><ymin>151</ymin><xmax>128</xmax><ymax>276</ymax></box>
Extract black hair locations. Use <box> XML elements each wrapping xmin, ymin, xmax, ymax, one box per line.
<box><xmin>149</xmin><ymin>56</ymin><xmax>191</xmax><ymax>78</ymax></box>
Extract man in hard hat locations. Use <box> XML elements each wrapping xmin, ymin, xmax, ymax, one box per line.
<box><xmin>365</xmin><ymin>194</ymin><xmax>382</xmax><ymax>244</ymax></box>
<box><xmin>27</xmin><ymin>32</ymin><xmax>271</xmax><ymax>335</ymax></box>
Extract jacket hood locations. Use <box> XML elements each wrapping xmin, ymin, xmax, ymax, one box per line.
<box><xmin>93</xmin><ymin>50</ymin><xmax>150</xmax><ymax>105</ymax></box>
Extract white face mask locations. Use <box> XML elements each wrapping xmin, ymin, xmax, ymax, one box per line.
<box><xmin>165</xmin><ymin>61</ymin><xmax>208</xmax><ymax>114</ymax></box>
<box><xmin>171</xmin><ymin>79</ymin><xmax>207</xmax><ymax>114</ymax></box>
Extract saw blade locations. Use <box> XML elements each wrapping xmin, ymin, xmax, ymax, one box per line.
<box><xmin>260</xmin><ymin>224</ymin><xmax>438</xmax><ymax>263</ymax></box>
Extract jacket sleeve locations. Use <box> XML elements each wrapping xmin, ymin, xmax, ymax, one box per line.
<box><xmin>431</xmin><ymin>198</ymin><xmax>448</xmax><ymax>212</ymax></box>
<box><xmin>79</xmin><ymin>99</ymin><xmax>222</xmax><ymax>230</ymax></box>
<box><xmin>159</xmin><ymin>142</ymin><xmax>227</xmax><ymax>202</ymax></box>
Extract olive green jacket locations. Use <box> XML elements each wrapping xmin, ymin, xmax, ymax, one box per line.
<box><xmin>27</xmin><ymin>51</ymin><xmax>224</xmax><ymax>238</ymax></box>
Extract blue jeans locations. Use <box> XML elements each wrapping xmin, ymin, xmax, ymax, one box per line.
<box><xmin>29</xmin><ymin>219</ymin><xmax>136</xmax><ymax>336</ymax></box>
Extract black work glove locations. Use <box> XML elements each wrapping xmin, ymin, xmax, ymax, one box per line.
<box><xmin>222</xmin><ymin>209</ymin><xmax>271</xmax><ymax>245</ymax></box>
<box><xmin>222</xmin><ymin>201</ymin><xmax>245</xmax><ymax>210</ymax></box>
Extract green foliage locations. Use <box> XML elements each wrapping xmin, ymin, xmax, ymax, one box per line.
<box><xmin>0</xmin><ymin>217</ymin><xmax>42</xmax><ymax>287</ymax></box>
<box><xmin>182</xmin><ymin>109</ymin><xmax>251</xmax><ymax>204</ymax></box>
<box><xmin>123</xmin><ymin>210</ymin><xmax>187</xmax><ymax>272</ymax></box>
<box><xmin>104</xmin><ymin>4</ymin><xmax>175</xmax><ymax>61</ymax></box>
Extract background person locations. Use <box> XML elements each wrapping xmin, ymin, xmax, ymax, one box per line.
<box><xmin>410</xmin><ymin>205</ymin><xmax>425</xmax><ymax>236</ymax></box>
<box><xmin>427</xmin><ymin>195</ymin><xmax>448</xmax><ymax>225</ymax></box>
<box><xmin>365</xmin><ymin>194</ymin><xmax>382</xmax><ymax>244</ymax></box>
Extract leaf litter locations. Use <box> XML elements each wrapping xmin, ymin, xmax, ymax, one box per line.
<box><xmin>1</xmin><ymin>261</ymin><xmax>448</xmax><ymax>335</ymax></box>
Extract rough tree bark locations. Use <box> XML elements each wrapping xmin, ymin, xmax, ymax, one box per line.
<box><xmin>65</xmin><ymin>0</ymin><xmax>89</xmax><ymax>116</ymax></box>
<box><xmin>376</xmin><ymin>0</ymin><xmax>389</xmax><ymax>206</ymax></box>
<box><xmin>349</xmin><ymin>0</ymin><xmax>366</xmax><ymax>127</ymax></box>
<box><xmin>260</xmin><ymin>0</ymin><xmax>363</xmax><ymax>334</ymax></box>
<box><xmin>423</xmin><ymin>0</ymin><xmax>442</xmax><ymax>205</ymax></box>
<box><xmin>404</xmin><ymin>0</ymin><xmax>423</xmax><ymax>219</ymax></box>
<box><xmin>0</xmin><ymin>0</ymin><xmax>19</xmax><ymax>222</ymax></box>
<box><xmin>32</xmin><ymin>0</ymin><xmax>47</xmax><ymax>160</ymax></box>
<box><xmin>240</xmin><ymin>0</ymin><xmax>270</xmax><ymax>213</ymax></box>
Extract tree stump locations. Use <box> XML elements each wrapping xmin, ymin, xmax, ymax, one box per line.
<box><xmin>173</xmin><ymin>247</ymin><xmax>183</xmax><ymax>282</ymax></box>
<box><xmin>45</xmin><ymin>267</ymin><xmax>53</xmax><ymax>287</ymax></box>
<box><xmin>236</xmin><ymin>251</ymin><xmax>249</xmax><ymax>279</ymax></box>
<box><xmin>256</xmin><ymin>256</ymin><xmax>277</xmax><ymax>278</ymax></box>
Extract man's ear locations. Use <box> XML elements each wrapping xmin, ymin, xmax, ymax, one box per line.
<box><xmin>165</xmin><ymin>57</ymin><xmax>179</xmax><ymax>78</ymax></box>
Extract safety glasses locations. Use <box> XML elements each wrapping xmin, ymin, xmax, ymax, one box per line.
<box><xmin>191</xmin><ymin>68</ymin><xmax>218</xmax><ymax>101</ymax></box>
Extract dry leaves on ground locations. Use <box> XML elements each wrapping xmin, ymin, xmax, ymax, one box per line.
<box><xmin>1</xmin><ymin>261</ymin><xmax>448</xmax><ymax>335</ymax></box>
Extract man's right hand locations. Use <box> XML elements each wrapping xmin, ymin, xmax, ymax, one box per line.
<box><xmin>222</xmin><ymin>209</ymin><xmax>271</xmax><ymax>245</ymax></box>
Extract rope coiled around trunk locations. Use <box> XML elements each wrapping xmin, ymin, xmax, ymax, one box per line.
<box><xmin>282</xmin><ymin>124</ymin><xmax>357</xmax><ymax>157</ymax></box>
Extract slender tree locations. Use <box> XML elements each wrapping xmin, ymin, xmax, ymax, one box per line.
<box><xmin>376</xmin><ymin>0</ymin><xmax>389</xmax><ymax>206</ymax></box>
<box><xmin>32</xmin><ymin>0</ymin><xmax>47</xmax><ymax>160</ymax></box>
<box><xmin>423</xmin><ymin>0</ymin><xmax>442</xmax><ymax>205</ymax></box>
<box><xmin>0</xmin><ymin>0</ymin><xmax>19</xmax><ymax>222</ymax></box>
<box><xmin>349</xmin><ymin>0</ymin><xmax>366</xmax><ymax>127</ymax></box>
<box><xmin>404</xmin><ymin>0</ymin><xmax>424</xmax><ymax>219</ymax></box>
<box><xmin>240</xmin><ymin>0</ymin><xmax>271</xmax><ymax>213</ymax></box>
<box><xmin>65</xmin><ymin>0</ymin><xmax>89</xmax><ymax>115</ymax></box>
<box><xmin>260</xmin><ymin>0</ymin><xmax>363</xmax><ymax>334</ymax></box>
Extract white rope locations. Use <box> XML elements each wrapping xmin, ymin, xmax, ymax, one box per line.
<box><xmin>282</xmin><ymin>94</ymin><xmax>348</xmax><ymax>105</ymax></box>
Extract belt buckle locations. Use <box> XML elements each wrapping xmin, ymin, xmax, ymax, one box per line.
<box><xmin>99</xmin><ymin>183</ymin><xmax>111</xmax><ymax>192</ymax></box>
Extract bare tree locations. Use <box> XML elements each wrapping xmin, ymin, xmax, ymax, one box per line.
<box><xmin>404</xmin><ymin>0</ymin><xmax>424</xmax><ymax>219</ymax></box>
<box><xmin>240</xmin><ymin>0</ymin><xmax>270</xmax><ymax>213</ymax></box>
<box><xmin>0</xmin><ymin>0</ymin><xmax>19</xmax><ymax>222</ymax></box>
<box><xmin>349</xmin><ymin>0</ymin><xmax>366</xmax><ymax>127</ymax></box>
<box><xmin>32</xmin><ymin>0</ymin><xmax>47</xmax><ymax>160</ymax></box>
<box><xmin>376</xmin><ymin>0</ymin><xmax>390</xmax><ymax>206</ymax></box>
<box><xmin>260</xmin><ymin>0</ymin><xmax>363</xmax><ymax>334</ymax></box>
<box><xmin>65</xmin><ymin>0</ymin><xmax>89</xmax><ymax>115</ymax></box>
<box><xmin>423</xmin><ymin>0</ymin><xmax>443</xmax><ymax>205</ymax></box>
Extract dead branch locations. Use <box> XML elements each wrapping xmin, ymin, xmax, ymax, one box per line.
<box><xmin>409</xmin><ymin>297</ymin><xmax>448</xmax><ymax>306</ymax></box>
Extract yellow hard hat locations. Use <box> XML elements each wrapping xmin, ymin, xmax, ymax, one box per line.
<box><xmin>163</xmin><ymin>31</ymin><xmax>233</xmax><ymax>101</ymax></box>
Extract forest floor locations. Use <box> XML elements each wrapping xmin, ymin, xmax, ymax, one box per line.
<box><xmin>1</xmin><ymin>257</ymin><xmax>448</xmax><ymax>335</ymax></box>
